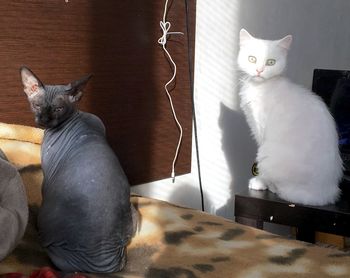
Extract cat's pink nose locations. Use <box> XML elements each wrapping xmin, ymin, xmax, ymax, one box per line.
<box><xmin>256</xmin><ymin>68</ymin><xmax>264</xmax><ymax>74</ymax></box>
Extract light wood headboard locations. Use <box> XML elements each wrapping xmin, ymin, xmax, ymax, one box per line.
<box><xmin>0</xmin><ymin>0</ymin><xmax>195</xmax><ymax>185</ymax></box>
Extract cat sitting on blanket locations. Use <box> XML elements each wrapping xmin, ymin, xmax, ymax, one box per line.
<box><xmin>237</xmin><ymin>29</ymin><xmax>343</xmax><ymax>206</ymax></box>
<box><xmin>20</xmin><ymin>67</ymin><xmax>136</xmax><ymax>273</ymax></box>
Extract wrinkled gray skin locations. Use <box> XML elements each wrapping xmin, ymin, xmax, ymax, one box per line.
<box><xmin>20</xmin><ymin>66</ymin><xmax>134</xmax><ymax>273</ymax></box>
<box><xmin>0</xmin><ymin>150</ymin><xmax>28</xmax><ymax>262</ymax></box>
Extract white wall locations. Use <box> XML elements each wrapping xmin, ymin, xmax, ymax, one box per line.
<box><xmin>132</xmin><ymin>0</ymin><xmax>248</xmax><ymax>220</ymax></box>
<box><xmin>239</xmin><ymin>0</ymin><xmax>350</xmax><ymax>87</ymax></box>
<box><xmin>132</xmin><ymin>0</ymin><xmax>350</xmax><ymax>221</ymax></box>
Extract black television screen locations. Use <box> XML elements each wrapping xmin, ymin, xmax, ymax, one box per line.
<box><xmin>312</xmin><ymin>69</ymin><xmax>350</xmax><ymax>188</ymax></box>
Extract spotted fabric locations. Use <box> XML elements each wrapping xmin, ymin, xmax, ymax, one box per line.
<box><xmin>1</xmin><ymin>123</ymin><xmax>350</xmax><ymax>277</ymax></box>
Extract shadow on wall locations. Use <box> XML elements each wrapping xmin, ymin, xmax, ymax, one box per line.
<box><xmin>168</xmin><ymin>183</ymin><xmax>213</xmax><ymax>212</ymax></box>
<box><xmin>216</xmin><ymin>103</ymin><xmax>256</xmax><ymax>219</ymax></box>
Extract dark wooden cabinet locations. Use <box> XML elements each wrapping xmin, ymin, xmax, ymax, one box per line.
<box><xmin>0</xmin><ymin>0</ymin><xmax>196</xmax><ymax>185</ymax></box>
<box><xmin>235</xmin><ymin>188</ymin><xmax>350</xmax><ymax>243</ymax></box>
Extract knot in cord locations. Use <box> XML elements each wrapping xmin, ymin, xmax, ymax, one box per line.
<box><xmin>158</xmin><ymin>20</ymin><xmax>184</xmax><ymax>46</ymax></box>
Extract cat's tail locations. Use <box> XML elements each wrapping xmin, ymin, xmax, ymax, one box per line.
<box><xmin>276</xmin><ymin>183</ymin><xmax>340</xmax><ymax>206</ymax></box>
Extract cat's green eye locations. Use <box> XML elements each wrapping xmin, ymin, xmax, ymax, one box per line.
<box><xmin>248</xmin><ymin>56</ymin><xmax>257</xmax><ymax>63</ymax></box>
<box><xmin>32</xmin><ymin>104</ymin><xmax>41</xmax><ymax>110</ymax></box>
<box><xmin>266</xmin><ymin>59</ymin><xmax>276</xmax><ymax>66</ymax></box>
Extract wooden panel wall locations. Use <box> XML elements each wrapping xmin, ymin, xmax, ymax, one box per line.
<box><xmin>0</xmin><ymin>0</ymin><xmax>195</xmax><ymax>185</ymax></box>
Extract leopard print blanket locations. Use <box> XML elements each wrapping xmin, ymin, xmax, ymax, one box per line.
<box><xmin>1</xmin><ymin>123</ymin><xmax>350</xmax><ymax>278</ymax></box>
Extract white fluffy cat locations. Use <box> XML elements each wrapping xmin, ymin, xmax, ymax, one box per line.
<box><xmin>237</xmin><ymin>29</ymin><xmax>343</xmax><ymax>205</ymax></box>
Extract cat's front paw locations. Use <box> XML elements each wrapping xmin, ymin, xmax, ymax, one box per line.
<box><xmin>248</xmin><ymin>177</ymin><xmax>267</xmax><ymax>191</ymax></box>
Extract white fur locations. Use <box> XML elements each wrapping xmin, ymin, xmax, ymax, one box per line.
<box><xmin>238</xmin><ymin>29</ymin><xmax>343</xmax><ymax>205</ymax></box>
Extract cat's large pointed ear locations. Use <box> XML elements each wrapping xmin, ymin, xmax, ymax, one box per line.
<box><xmin>20</xmin><ymin>66</ymin><xmax>44</xmax><ymax>98</ymax></box>
<box><xmin>66</xmin><ymin>74</ymin><xmax>92</xmax><ymax>103</ymax></box>
<box><xmin>277</xmin><ymin>35</ymin><xmax>293</xmax><ymax>50</ymax></box>
<box><xmin>239</xmin><ymin>29</ymin><xmax>254</xmax><ymax>45</ymax></box>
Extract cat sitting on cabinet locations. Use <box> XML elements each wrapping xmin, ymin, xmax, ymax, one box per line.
<box><xmin>20</xmin><ymin>66</ymin><xmax>136</xmax><ymax>273</ymax></box>
<box><xmin>237</xmin><ymin>29</ymin><xmax>343</xmax><ymax>206</ymax></box>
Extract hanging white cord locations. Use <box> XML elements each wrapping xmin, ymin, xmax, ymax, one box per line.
<box><xmin>158</xmin><ymin>0</ymin><xmax>184</xmax><ymax>183</ymax></box>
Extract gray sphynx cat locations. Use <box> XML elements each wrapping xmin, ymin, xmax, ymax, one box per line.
<box><xmin>20</xmin><ymin>66</ymin><xmax>136</xmax><ymax>273</ymax></box>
